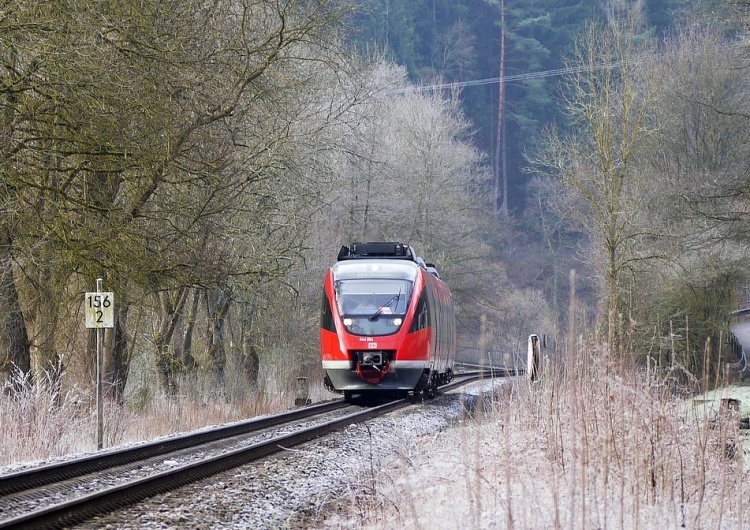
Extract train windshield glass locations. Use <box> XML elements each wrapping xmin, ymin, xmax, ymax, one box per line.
<box><xmin>336</xmin><ymin>279</ymin><xmax>412</xmax><ymax>316</ymax></box>
<box><xmin>334</xmin><ymin>279</ymin><xmax>412</xmax><ymax>336</ymax></box>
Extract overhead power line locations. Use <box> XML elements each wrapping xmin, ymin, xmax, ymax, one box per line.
<box><xmin>387</xmin><ymin>61</ymin><xmax>627</xmax><ymax>94</ymax></box>
<box><xmin>388</xmin><ymin>41</ymin><xmax>745</xmax><ymax>95</ymax></box>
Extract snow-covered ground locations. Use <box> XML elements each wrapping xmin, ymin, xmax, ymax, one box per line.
<box><xmin>5</xmin><ymin>374</ymin><xmax>750</xmax><ymax>529</ymax></box>
<box><xmin>307</xmin><ymin>377</ymin><xmax>750</xmax><ymax>529</ymax></box>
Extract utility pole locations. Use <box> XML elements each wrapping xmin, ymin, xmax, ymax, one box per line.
<box><xmin>494</xmin><ymin>0</ymin><xmax>508</xmax><ymax>215</ymax></box>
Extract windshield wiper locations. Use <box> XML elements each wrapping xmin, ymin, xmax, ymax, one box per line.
<box><xmin>368</xmin><ymin>290</ymin><xmax>402</xmax><ymax>321</ymax></box>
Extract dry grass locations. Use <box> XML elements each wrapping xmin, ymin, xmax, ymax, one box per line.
<box><xmin>0</xmin><ymin>342</ymin><xmax>333</xmax><ymax>469</ymax></box>
<box><xmin>0</xmin><ymin>369</ymin><xmax>330</xmax><ymax>469</ymax></box>
<box><xmin>4</xmin><ymin>349</ymin><xmax>748</xmax><ymax>529</ymax></box>
<box><xmin>324</xmin><ymin>355</ymin><xmax>750</xmax><ymax>529</ymax></box>
<box><xmin>0</xmin><ymin>389</ymin><xmax>279</xmax><ymax>468</ymax></box>
<box><xmin>0</xmin><ymin>378</ymin><xmax>94</xmax><ymax>466</ymax></box>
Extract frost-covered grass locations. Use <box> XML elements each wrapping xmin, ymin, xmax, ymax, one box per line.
<box><xmin>0</xmin><ymin>374</ymin><xmax>327</xmax><ymax>469</ymax></box>
<box><xmin>3</xmin><ymin>353</ymin><xmax>749</xmax><ymax>529</ymax></box>
<box><xmin>0</xmin><ymin>379</ymin><xmax>94</xmax><ymax>467</ymax></box>
<box><xmin>0</xmin><ymin>345</ymin><xmax>332</xmax><ymax>469</ymax></box>
<box><xmin>324</xmin><ymin>358</ymin><xmax>750</xmax><ymax>529</ymax></box>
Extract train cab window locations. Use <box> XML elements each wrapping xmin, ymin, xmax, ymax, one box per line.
<box><xmin>334</xmin><ymin>279</ymin><xmax>412</xmax><ymax>336</ymax></box>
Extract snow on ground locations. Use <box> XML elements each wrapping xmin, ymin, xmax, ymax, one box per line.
<box><xmin>5</xmin><ymin>375</ymin><xmax>750</xmax><ymax>529</ymax></box>
<box><xmin>309</xmin><ymin>378</ymin><xmax>750</xmax><ymax>530</ymax></box>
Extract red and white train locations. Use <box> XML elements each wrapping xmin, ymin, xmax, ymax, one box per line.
<box><xmin>320</xmin><ymin>242</ymin><xmax>456</xmax><ymax>400</ymax></box>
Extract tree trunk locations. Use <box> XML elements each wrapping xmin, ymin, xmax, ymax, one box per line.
<box><xmin>103</xmin><ymin>304</ymin><xmax>131</xmax><ymax>404</ymax></box>
<box><xmin>0</xmin><ymin>222</ymin><xmax>30</xmax><ymax>389</ymax></box>
<box><xmin>239</xmin><ymin>309</ymin><xmax>259</xmax><ymax>386</ymax></box>
<box><xmin>568</xmin><ymin>268</ymin><xmax>576</xmax><ymax>360</ymax></box>
<box><xmin>205</xmin><ymin>289</ymin><xmax>231</xmax><ymax>392</ymax></box>
<box><xmin>178</xmin><ymin>288</ymin><xmax>200</xmax><ymax>372</ymax></box>
<box><xmin>0</xmin><ymin>45</ymin><xmax>30</xmax><ymax>389</ymax></box>
<box><xmin>607</xmin><ymin>239</ymin><xmax>618</xmax><ymax>358</ymax></box>
<box><xmin>154</xmin><ymin>287</ymin><xmax>190</xmax><ymax>396</ymax></box>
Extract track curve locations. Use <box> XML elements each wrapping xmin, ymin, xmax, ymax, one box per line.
<box><xmin>0</xmin><ymin>371</ymin><xmax>508</xmax><ymax>529</ymax></box>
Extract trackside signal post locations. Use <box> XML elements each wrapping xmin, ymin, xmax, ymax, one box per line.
<box><xmin>85</xmin><ymin>279</ymin><xmax>114</xmax><ymax>450</ymax></box>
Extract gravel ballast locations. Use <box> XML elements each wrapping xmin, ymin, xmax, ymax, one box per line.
<box><xmin>76</xmin><ymin>382</ymin><xmax>505</xmax><ymax>529</ymax></box>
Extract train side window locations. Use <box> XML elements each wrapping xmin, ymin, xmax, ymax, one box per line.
<box><xmin>409</xmin><ymin>293</ymin><xmax>428</xmax><ymax>332</ymax></box>
<box><xmin>321</xmin><ymin>292</ymin><xmax>336</xmax><ymax>332</ymax></box>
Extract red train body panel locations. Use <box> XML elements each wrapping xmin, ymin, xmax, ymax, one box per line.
<box><xmin>320</xmin><ymin>242</ymin><xmax>456</xmax><ymax>398</ymax></box>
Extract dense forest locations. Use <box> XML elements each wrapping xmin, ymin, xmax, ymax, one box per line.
<box><xmin>347</xmin><ymin>0</ymin><xmax>689</xmax><ymax>213</ymax></box>
<box><xmin>0</xmin><ymin>0</ymin><xmax>748</xmax><ymax>408</ymax></box>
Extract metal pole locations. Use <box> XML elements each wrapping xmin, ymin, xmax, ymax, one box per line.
<box><xmin>96</xmin><ymin>278</ymin><xmax>104</xmax><ymax>450</ymax></box>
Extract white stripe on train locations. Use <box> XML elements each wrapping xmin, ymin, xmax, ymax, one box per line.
<box><xmin>322</xmin><ymin>360</ymin><xmax>432</xmax><ymax>369</ymax></box>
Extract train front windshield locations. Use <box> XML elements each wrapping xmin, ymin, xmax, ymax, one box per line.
<box><xmin>335</xmin><ymin>279</ymin><xmax>413</xmax><ymax>336</ymax></box>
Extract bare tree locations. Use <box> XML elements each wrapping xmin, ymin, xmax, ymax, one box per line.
<box><xmin>306</xmin><ymin>62</ymin><xmax>546</xmax><ymax>347</ymax></box>
<box><xmin>622</xmin><ymin>19</ymin><xmax>750</xmax><ymax>375</ymax></box>
<box><xmin>531</xmin><ymin>18</ymin><xmax>657</xmax><ymax>357</ymax></box>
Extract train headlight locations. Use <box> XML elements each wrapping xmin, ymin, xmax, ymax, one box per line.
<box><xmin>392</xmin><ymin>318</ymin><xmax>402</xmax><ymax>326</ymax></box>
<box><xmin>343</xmin><ymin>318</ymin><xmax>353</xmax><ymax>326</ymax></box>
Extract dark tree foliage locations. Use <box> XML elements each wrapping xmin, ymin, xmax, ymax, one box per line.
<box><xmin>496</xmin><ymin>0</ymin><xmax>601</xmax><ymax>213</ymax></box>
<box><xmin>348</xmin><ymin>1</ymin><xmax>495</xmax><ymax>146</ymax></box>
<box><xmin>644</xmin><ymin>0</ymin><xmax>680</xmax><ymax>37</ymax></box>
<box><xmin>348</xmin><ymin>0</ymin><xmax>605</xmax><ymax>213</ymax></box>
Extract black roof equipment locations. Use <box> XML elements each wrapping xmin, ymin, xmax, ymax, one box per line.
<box><xmin>337</xmin><ymin>242</ymin><xmax>415</xmax><ymax>262</ymax></box>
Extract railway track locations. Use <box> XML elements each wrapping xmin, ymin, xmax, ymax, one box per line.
<box><xmin>0</xmin><ymin>371</ymin><xmax>499</xmax><ymax>529</ymax></box>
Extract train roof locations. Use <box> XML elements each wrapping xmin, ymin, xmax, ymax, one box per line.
<box><xmin>336</xmin><ymin>242</ymin><xmax>442</xmax><ymax>278</ymax></box>
<box><xmin>332</xmin><ymin>259</ymin><xmax>420</xmax><ymax>282</ymax></box>
<box><xmin>337</xmin><ymin>242</ymin><xmax>415</xmax><ymax>261</ymax></box>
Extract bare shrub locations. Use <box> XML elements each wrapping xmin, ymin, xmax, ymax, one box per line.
<box><xmin>0</xmin><ymin>370</ymin><xmax>92</xmax><ymax>465</ymax></box>
<box><xmin>0</xmin><ymin>344</ymin><xmax>314</xmax><ymax>468</ymax></box>
<box><xmin>255</xmin><ymin>345</ymin><xmax>304</xmax><ymax>403</ymax></box>
<box><xmin>331</xmin><ymin>347</ymin><xmax>750</xmax><ymax>529</ymax></box>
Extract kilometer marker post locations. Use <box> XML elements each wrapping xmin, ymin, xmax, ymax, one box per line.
<box><xmin>84</xmin><ymin>279</ymin><xmax>114</xmax><ymax>450</ymax></box>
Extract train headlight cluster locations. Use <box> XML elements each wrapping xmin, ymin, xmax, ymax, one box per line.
<box><xmin>341</xmin><ymin>315</ymin><xmax>404</xmax><ymax>336</ymax></box>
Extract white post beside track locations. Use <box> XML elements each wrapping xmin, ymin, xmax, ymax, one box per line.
<box><xmin>84</xmin><ymin>279</ymin><xmax>115</xmax><ymax>450</ymax></box>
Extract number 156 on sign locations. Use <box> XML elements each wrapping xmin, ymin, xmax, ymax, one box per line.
<box><xmin>85</xmin><ymin>292</ymin><xmax>114</xmax><ymax>328</ymax></box>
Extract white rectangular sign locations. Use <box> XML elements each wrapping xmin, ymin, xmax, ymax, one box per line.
<box><xmin>84</xmin><ymin>292</ymin><xmax>115</xmax><ymax>328</ymax></box>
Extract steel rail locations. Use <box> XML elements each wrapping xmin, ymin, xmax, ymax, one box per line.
<box><xmin>0</xmin><ymin>371</ymin><xmax>515</xmax><ymax>529</ymax></box>
<box><xmin>0</xmin><ymin>398</ymin><xmax>412</xmax><ymax>530</ymax></box>
<box><xmin>449</xmin><ymin>367</ymin><xmax>518</xmax><ymax>386</ymax></box>
<box><xmin>0</xmin><ymin>399</ymin><xmax>349</xmax><ymax>497</ymax></box>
